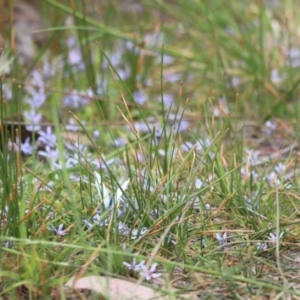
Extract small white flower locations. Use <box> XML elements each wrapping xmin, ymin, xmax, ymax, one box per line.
<box><xmin>244</xmin><ymin>149</ymin><xmax>260</xmax><ymax>166</ymax></box>
<box><xmin>268</xmin><ymin>232</ymin><xmax>284</xmax><ymax>243</ymax></box>
<box><xmin>19</xmin><ymin>137</ymin><xmax>33</xmax><ymax>155</ymax></box>
<box><xmin>116</xmin><ymin>222</ymin><xmax>130</xmax><ymax>236</ymax></box>
<box><xmin>274</xmin><ymin>163</ymin><xmax>286</xmax><ymax>174</ymax></box>
<box><xmin>265</xmin><ymin>120</ymin><xmax>277</xmax><ymax>133</ymax></box>
<box><xmin>123</xmin><ymin>257</ymin><xmax>145</xmax><ymax>271</ymax></box>
<box><xmin>241</xmin><ymin>167</ymin><xmax>259</xmax><ymax>180</ymax></box>
<box><xmin>205</xmin><ymin>203</ymin><xmax>211</xmax><ymax>209</ymax></box>
<box><xmin>266</xmin><ymin>172</ymin><xmax>281</xmax><ymax>187</ymax></box>
<box><xmin>270</xmin><ymin>70</ymin><xmax>284</xmax><ymax>84</ymax></box>
<box><xmin>195</xmin><ymin>178</ymin><xmax>204</xmax><ymax>189</ymax></box>
<box><xmin>23</xmin><ymin>109</ymin><xmax>42</xmax><ymax>132</ymax></box>
<box><xmin>256</xmin><ymin>242</ymin><xmax>268</xmax><ymax>251</ymax></box>
<box><xmin>140</xmin><ymin>263</ymin><xmax>161</xmax><ymax>281</ymax></box>
<box><xmin>50</xmin><ymin>224</ymin><xmax>68</xmax><ymax>236</ymax></box>
<box><xmin>93</xmin><ymin>129</ymin><xmax>100</xmax><ymax>139</ymax></box>
<box><xmin>131</xmin><ymin>227</ymin><xmax>148</xmax><ymax>240</ymax></box>
<box><xmin>195</xmin><ymin>138</ymin><xmax>212</xmax><ymax>152</ymax></box>
<box><xmin>215</xmin><ymin>232</ymin><xmax>227</xmax><ymax>245</ymax></box>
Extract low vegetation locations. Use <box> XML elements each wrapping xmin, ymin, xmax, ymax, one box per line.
<box><xmin>1</xmin><ymin>0</ymin><xmax>300</xmax><ymax>298</ymax></box>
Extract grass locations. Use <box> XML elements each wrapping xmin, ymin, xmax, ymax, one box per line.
<box><xmin>1</xmin><ymin>0</ymin><xmax>300</xmax><ymax>298</ymax></box>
